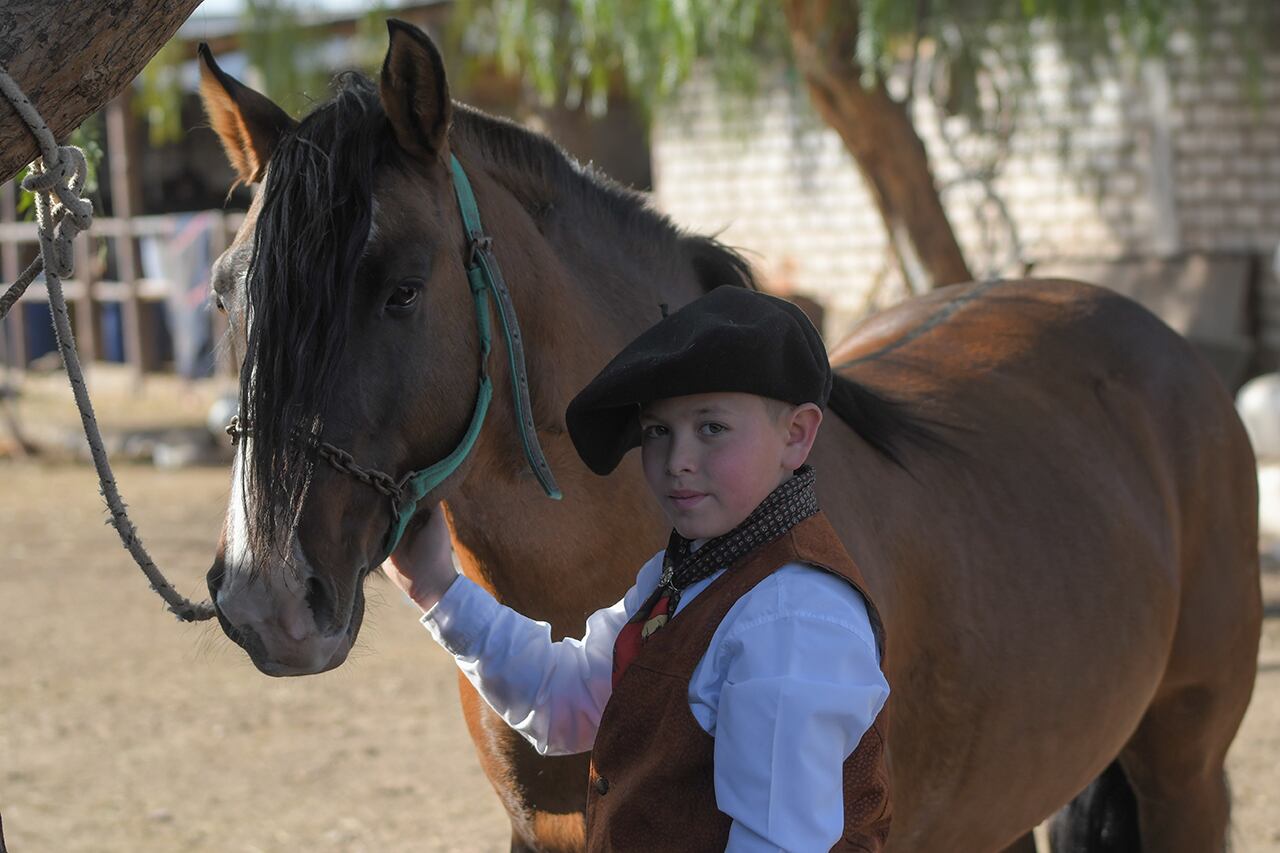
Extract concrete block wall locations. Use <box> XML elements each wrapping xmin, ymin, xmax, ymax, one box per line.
<box><xmin>650</xmin><ymin>25</ymin><xmax>1280</xmax><ymax>346</ymax></box>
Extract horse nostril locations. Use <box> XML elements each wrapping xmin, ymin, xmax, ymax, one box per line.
<box><xmin>206</xmin><ymin>562</ymin><xmax>227</xmax><ymax>598</ymax></box>
<box><xmin>305</xmin><ymin>575</ymin><xmax>336</xmax><ymax>632</ymax></box>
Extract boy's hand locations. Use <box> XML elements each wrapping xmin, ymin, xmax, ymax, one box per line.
<box><xmin>381</xmin><ymin>505</ymin><xmax>460</xmax><ymax>612</ymax></box>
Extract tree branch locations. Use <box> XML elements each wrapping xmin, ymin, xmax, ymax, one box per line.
<box><xmin>0</xmin><ymin>0</ymin><xmax>202</xmax><ymax>182</ymax></box>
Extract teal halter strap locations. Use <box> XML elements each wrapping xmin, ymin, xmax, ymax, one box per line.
<box><xmin>382</xmin><ymin>154</ymin><xmax>562</xmax><ymax>554</ymax></box>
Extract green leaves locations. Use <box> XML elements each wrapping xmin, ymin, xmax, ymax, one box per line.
<box><xmin>450</xmin><ymin>0</ymin><xmax>1274</xmax><ymax>126</ymax></box>
<box><xmin>239</xmin><ymin>0</ymin><xmax>328</xmax><ymax>117</ymax></box>
<box><xmin>124</xmin><ymin>0</ymin><xmax>1275</xmax><ymax>142</ymax></box>
<box><xmin>136</xmin><ymin>40</ymin><xmax>187</xmax><ymax>146</ymax></box>
<box><xmin>454</xmin><ymin>0</ymin><xmax>785</xmax><ymax>116</ymax></box>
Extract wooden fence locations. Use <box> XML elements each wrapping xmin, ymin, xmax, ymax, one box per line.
<box><xmin>0</xmin><ymin>202</ymin><xmax>244</xmax><ymax>379</ymax></box>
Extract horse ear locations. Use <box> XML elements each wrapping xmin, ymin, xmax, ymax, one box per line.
<box><xmin>198</xmin><ymin>43</ymin><xmax>297</xmax><ymax>185</ymax></box>
<box><xmin>380</xmin><ymin>19</ymin><xmax>452</xmax><ymax>162</ymax></box>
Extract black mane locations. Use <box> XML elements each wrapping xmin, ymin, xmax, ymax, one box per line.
<box><xmin>242</xmin><ymin>72</ymin><xmax>389</xmax><ymax>559</ymax></box>
<box><xmin>451</xmin><ymin>104</ymin><xmax>757</xmax><ymax>294</ymax></box>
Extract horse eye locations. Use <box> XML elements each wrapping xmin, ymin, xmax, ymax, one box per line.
<box><xmin>387</xmin><ymin>283</ymin><xmax>421</xmax><ymax>312</ymax></box>
<box><xmin>213</xmin><ymin>294</ymin><xmax>227</xmax><ymax>314</ymax></box>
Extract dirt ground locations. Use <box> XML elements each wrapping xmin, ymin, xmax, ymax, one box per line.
<box><xmin>1</xmin><ymin>373</ymin><xmax>1278</xmax><ymax>852</ymax></box>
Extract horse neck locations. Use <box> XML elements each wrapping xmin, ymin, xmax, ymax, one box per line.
<box><xmin>439</xmin><ymin>137</ymin><xmax>696</xmax><ymax>627</ymax></box>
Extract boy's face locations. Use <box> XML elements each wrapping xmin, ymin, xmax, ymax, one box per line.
<box><xmin>639</xmin><ymin>392</ymin><xmax>820</xmax><ymax>540</ymax></box>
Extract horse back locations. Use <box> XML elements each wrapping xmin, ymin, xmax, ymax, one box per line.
<box><xmin>824</xmin><ymin>279</ymin><xmax>1254</xmax><ymax>572</ymax></box>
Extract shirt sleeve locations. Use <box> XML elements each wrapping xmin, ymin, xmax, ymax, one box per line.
<box><xmin>708</xmin><ymin>574</ymin><xmax>890</xmax><ymax>852</ymax></box>
<box><xmin>419</xmin><ymin>553</ymin><xmax>663</xmax><ymax>756</ymax></box>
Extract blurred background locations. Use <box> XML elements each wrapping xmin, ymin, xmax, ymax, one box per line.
<box><xmin>3</xmin><ymin>0</ymin><xmax>1280</xmax><ymax>387</ymax></box>
<box><xmin>1</xmin><ymin>2</ymin><xmax>1279</xmax><ymax>850</ymax></box>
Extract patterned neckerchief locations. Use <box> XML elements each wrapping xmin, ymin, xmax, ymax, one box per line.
<box><xmin>657</xmin><ymin>464</ymin><xmax>818</xmax><ymax>613</ymax></box>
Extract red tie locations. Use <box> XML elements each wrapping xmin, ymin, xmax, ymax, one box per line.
<box><xmin>612</xmin><ymin>586</ymin><xmax>674</xmax><ymax>688</ymax></box>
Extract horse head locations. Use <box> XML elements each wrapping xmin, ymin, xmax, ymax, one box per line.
<box><xmin>199</xmin><ymin>21</ymin><xmax>526</xmax><ymax>675</ymax></box>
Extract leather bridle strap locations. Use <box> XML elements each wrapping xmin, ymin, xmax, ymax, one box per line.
<box><xmin>448</xmin><ymin>153</ymin><xmax>561</xmax><ymax>501</ymax></box>
<box><xmin>380</xmin><ymin>154</ymin><xmax>562</xmax><ymax>554</ymax></box>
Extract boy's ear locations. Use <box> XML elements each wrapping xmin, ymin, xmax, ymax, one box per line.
<box><xmin>198</xmin><ymin>43</ymin><xmax>296</xmax><ymax>185</ymax></box>
<box><xmin>380</xmin><ymin>19</ymin><xmax>452</xmax><ymax>163</ymax></box>
<box><xmin>782</xmin><ymin>404</ymin><xmax>823</xmax><ymax>470</ymax></box>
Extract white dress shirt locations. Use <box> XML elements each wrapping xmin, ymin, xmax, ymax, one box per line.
<box><xmin>420</xmin><ymin>549</ymin><xmax>889</xmax><ymax>852</ymax></box>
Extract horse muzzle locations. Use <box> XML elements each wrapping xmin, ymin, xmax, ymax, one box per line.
<box><xmin>207</xmin><ymin>555</ymin><xmax>364</xmax><ymax>677</ymax></box>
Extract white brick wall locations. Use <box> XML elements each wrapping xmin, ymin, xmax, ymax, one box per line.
<box><xmin>651</xmin><ymin>25</ymin><xmax>1280</xmax><ymax>344</ymax></box>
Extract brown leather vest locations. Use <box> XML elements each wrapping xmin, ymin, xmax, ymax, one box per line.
<box><xmin>585</xmin><ymin>511</ymin><xmax>892</xmax><ymax>852</ymax></box>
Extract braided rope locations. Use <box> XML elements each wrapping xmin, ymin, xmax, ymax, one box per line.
<box><xmin>0</xmin><ymin>256</ymin><xmax>44</xmax><ymax>318</ymax></box>
<box><xmin>0</xmin><ymin>64</ymin><xmax>214</xmax><ymax>622</ymax></box>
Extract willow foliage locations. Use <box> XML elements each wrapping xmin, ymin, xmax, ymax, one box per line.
<box><xmin>136</xmin><ymin>0</ymin><xmax>395</xmax><ymax>144</ymax></box>
<box><xmin>131</xmin><ymin>1</ymin><xmax>1277</xmax><ymax>148</ymax></box>
<box><xmin>453</xmin><ymin>0</ymin><xmax>1278</xmax><ymax>120</ymax></box>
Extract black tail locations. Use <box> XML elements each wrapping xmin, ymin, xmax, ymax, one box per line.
<box><xmin>827</xmin><ymin>374</ymin><xmax>950</xmax><ymax>470</ymax></box>
<box><xmin>1048</xmin><ymin>761</ymin><xmax>1141</xmax><ymax>852</ymax></box>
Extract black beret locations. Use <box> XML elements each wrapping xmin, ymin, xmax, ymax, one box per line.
<box><xmin>566</xmin><ymin>286</ymin><xmax>832</xmax><ymax>475</ymax></box>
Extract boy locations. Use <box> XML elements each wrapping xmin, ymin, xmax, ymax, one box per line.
<box><xmin>383</xmin><ymin>286</ymin><xmax>891</xmax><ymax>851</ymax></box>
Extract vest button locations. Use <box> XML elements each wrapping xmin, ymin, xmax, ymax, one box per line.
<box><xmin>594</xmin><ymin>776</ymin><xmax>610</xmax><ymax>796</ymax></box>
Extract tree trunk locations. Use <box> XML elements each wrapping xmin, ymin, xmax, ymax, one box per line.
<box><xmin>0</xmin><ymin>0</ymin><xmax>202</xmax><ymax>183</ymax></box>
<box><xmin>782</xmin><ymin>0</ymin><xmax>973</xmax><ymax>292</ymax></box>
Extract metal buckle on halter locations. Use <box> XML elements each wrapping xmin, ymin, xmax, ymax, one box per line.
<box><xmin>467</xmin><ymin>234</ymin><xmax>493</xmax><ymax>269</ymax></box>
<box><xmin>225</xmin><ymin>415</ymin><xmax>251</xmax><ymax>446</ymax></box>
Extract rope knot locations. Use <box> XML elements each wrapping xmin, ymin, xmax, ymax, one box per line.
<box><xmin>21</xmin><ymin>146</ymin><xmax>93</xmax><ymax>280</ymax></box>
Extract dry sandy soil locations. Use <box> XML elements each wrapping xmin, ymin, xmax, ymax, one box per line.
<box><xmin>1</xmin><ymin>373</ymin><xmax>1278</xmax><ymax>852</ymax></box>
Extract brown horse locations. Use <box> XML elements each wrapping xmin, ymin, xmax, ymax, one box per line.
<box><xmin>197</xmin><ymin>21</ymin><xmax>1261</xmax><ymax>852</ymax></box>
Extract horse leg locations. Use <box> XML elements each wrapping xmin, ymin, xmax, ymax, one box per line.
<box><xmin>1115</xmin><ymin>686</ymin><xmax>1243</xmax><ymax>853</ymax></box>
<box><xmin>1050</xmin><ymin>542</ymin><xmax>1258</xmax><ymax>853</ymax></box>
<box><xmin>1111</xmin><ymin>426</ymin><xmax>1261</xmax><ymax>853</ymax></box>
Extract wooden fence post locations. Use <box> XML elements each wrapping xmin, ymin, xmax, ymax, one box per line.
<box><xmin>73</xmin><ymin>228</ymin><xmax>99</xmax><ymax>362</ymax></box>
<box><xmin>106</xmin><ymin>92</ymin><xmax>148</xmax><ymax>380</ymax></box>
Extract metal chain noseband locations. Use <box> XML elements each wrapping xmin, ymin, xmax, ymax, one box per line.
<box><xmin>315</xmin><ymin>443</ymin><xmax>404</xmax><ymax>503</ymax></box>
<box><xmin>226</xmin><ymin>414</ymin><xmax>406</xmax><ymax>504</ymax></box>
